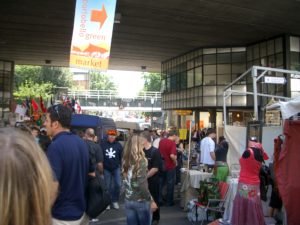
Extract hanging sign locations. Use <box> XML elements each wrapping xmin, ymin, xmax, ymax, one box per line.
<box><xmin>264</xmin><ymin>76</ymin><xmax>286</xmax><ymax>84</ymax></box>
<box><xmin>70</xmin><ymin>0</ymin><xmax>117</xmax><ymax>70</ymax></box>
<box><xmin>175</xmin><ymin>110</ymin><xmax>193</xmax><ymax>116</ymax></box>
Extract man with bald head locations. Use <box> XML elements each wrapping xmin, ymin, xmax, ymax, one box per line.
<box><xmin>85</xmin><ymin>128</ymin><xmax>104</xmax><ymax>175</ymax></box>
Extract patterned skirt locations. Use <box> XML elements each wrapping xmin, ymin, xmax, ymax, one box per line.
<box><xmin>231</xmin><ymin>182</ymin><xmax>265</xmax><ymax>225</ymax></box>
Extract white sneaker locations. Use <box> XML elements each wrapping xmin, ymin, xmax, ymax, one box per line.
<box><xmin>112</xmin><ymin>202</ymin><xmax>119</xmax><ymax>209</ymax></box>
<box><xmin>106</xmin><ymin>205</ymin><xmax>110</xmax><ymax>210</ymax></box>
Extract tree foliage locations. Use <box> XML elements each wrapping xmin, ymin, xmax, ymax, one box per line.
<box><xmin>89</xmin><ymin>72</ymin><xmax>116</xmax><ymax>90</ymax></box>
<box><xmin>142</xmin><ymin>72</ymin><xmax>162</xmax><ymax>119</ymax></box>
<box><xmin>14</xmin><ymin>80</ymin><xmax>53</xmax><ymax>99</ymax></box>
<box><xmin>142</xmin><ymin>72</ymin><xmax>161</xmax><ymax>92</ymax></box>
<box><xmin>14</xmin><ymin>65</ymin><xmax>73</xmax><ymax>90</ymax></box>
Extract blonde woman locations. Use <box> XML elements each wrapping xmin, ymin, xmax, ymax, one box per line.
<box><xmin>122</xmin><ymin>134</ymin><xmax>158</xmax><ymax>225</ymax></box>
<box><xmin>0</xmin><ymin>128</ymin><xmax>53</xmax><ymax>225</ymax></box>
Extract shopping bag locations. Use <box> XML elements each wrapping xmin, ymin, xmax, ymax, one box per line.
<box><xmin>86</xmin><ymin>174</ymin><xmax>111</xmax><ymax>218</ymax></box>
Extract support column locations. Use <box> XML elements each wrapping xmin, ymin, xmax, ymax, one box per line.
<box><xmin>209</xmin><ymin>109</ymin><xmax>217</xmax><ymax>129</ymax></box>
<box><xmin>181</xmin><ymin>116</ymin><xmax>186</xmax><ymax>128</ymax></box>
<box><xmin>194</xmin><ymin>110</ymin><xmax>200</xmax><ymax>129</ymax></box>
<box><xmin>177</xmin><ymin>115</ymin><xmax>182</xmax><ymax>129</ymax></box>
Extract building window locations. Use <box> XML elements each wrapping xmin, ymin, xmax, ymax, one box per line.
<box><xmin>187</xmin><ymin>69</ymin><xmax>194</xmax><ymax>88</ymax></box>
<box><xmin>203</xmin><ymin>86</ymin><xmax>216</xmax><ymax>96</ymax></box>
<box><xmin>204</xmin><ymin>64</ymin><xmax>216</xmax><ymax>75</ymax></box>
<box><xmin>260</xmin><ymin>42</ymin><xmax>267</xmax><ymax>57</ymax></box>
<box><xmin>195</xmin><ymin>67</ymin><xmax>203</xmax><ymax>86</ymax></box>
<box><xmin>217</xmin><ymin>74</ymin><xmax>231</xmax><ymax>85</ymax></box>
<box><xmin>203</xmin><ymin>48</ymin><xmax>216</xmax><ymax>54</ymax></box>
<box><xmin>290</xmin><ymin>36</ymin><xmax>300</xmax><ymax>52</ymax></box>
<box><xmin>161</xmin><ymin>35</ymin><xmax>293</xmax><ymax>110</ymax></box>
<box><xmin>217</xmin><ymin>64</ymin><xmax>231</xmax><ymax>74</ymax></box>
<box><xmin>203</xmin><ymin>96</ymin><xmax>217</xmax><ymax>106</ymax></box>
<box><xmin>267</xmin><ymin>40</ymin><xmax>275</xmax><ymax>55</ymax></box>
<box><xmin>203</xmin><ymin>75</ymin><xmax>216</xmax><ymax>85</ymax></box>
<box><xmin>232</xmin><ymin>52</ymin><xmax>246</xmax><ymax>63</ymax></box>
<box><xmin>204</xmin><ymin>54</ymin><xmax>217</xmax><ymax>64</ymax></box>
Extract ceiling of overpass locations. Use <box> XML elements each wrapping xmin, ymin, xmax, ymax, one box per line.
<box><xmin>1</xmin><ymin>0</ymin><xmax>300</xmax><ymax>72</ymax></box>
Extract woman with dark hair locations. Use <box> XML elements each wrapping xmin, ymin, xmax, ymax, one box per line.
<box><xmin>232</xmin><ymin>139</ymin><xmax>269</xmax><ymax>225</ymax></box>
<box><xmin>214</xmin><ymin>136</ymin><xmax>229</xmax><ymax>181</ymax></box>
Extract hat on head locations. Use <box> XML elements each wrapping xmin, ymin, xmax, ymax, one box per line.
<box><xmin>107</xmin><ymin>129</ymin><xmax>117</xmax><ymax>136</ymax></box>
<box><xmin>248</xmin><ymin>140</ymin><xmax>269</xmax><ymax>160</ymax></box>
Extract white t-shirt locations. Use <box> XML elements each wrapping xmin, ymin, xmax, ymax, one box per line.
<box><xmin>200</xmin><ymin>136</ymin><xmax>215</xmax><ymax>165</ymax></box>
<box><xmin>152</xmin><ymin>137</ymin><xmax>161</xmax><ymax>149</ymax></box>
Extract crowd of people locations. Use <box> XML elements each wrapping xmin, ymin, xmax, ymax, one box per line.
<box><xmin>1</xmin><ymin>104</ymin><xmax>190</xmax><ymax>225</ymax></box>
<box><xmin>1</xmin><ymin>103</ymin><xmax>281</xmax><ymax>225</ymax></box>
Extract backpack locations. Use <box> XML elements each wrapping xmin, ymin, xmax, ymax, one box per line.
<box><xmin>85</xmin><ymin>140</ymin><xmax>98</xmax><ymax>167</ymax></box>
<box><xmin>85</xmin><ymin>141</ymin><xmax>111</xmax><ymax>218</ymax></box>
<box><xmin>86</xmin><ymin>172</ymin><xmax>111</xmax><ymax>218</ymax></box>
<box><xmin>150</xmin><ymin>147</ymin><xmax>166</xmax><ymax>174</ymax></box>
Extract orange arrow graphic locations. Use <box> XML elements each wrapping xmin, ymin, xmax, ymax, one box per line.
<box><xmin>90</xmin><ymin>4</ymin><xmax>107</xmax><ymax>29</ymax></box>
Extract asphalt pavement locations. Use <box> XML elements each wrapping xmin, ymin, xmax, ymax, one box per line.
<box><xmin>90</xmin><ymin>184</ymin><xmax>279</xmax><ymax>225</ymax></box>
<box><xmin>91</xmin><ymin>203</ymin><xmax>194</xmax><ymax>225</ymax></box>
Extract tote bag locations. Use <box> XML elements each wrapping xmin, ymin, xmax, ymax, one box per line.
<box><xmin>86</xmin><ymin>173</ymin><xmax>111</xmax><ymax>218</ymax></box>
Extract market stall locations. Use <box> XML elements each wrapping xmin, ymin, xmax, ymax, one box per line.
<box><xmin>221</xmin><ymin>66</ymin><xmax>300</xmax><ymax>225</ymax></box>
<box><xmin>180</xmin><ymin>169</ymin><xmax>213</xmax><ymax>210</ymax></box>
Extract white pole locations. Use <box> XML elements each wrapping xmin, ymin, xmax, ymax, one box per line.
<box><xmin>187</xmin><ymin>119</ymin><xmax>193</xmax><ymax>170</ymax></box>
<box><xmin>252</xmin><ymin>67</ymin><xmax>259</xmax><ymax>120</ymax></box>
<box><xmin>223</xmin><ymin>93</ymin><xmax>227</xmax><ymax>127</ymax></box>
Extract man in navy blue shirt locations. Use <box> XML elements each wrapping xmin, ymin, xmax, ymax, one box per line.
<box><xmin>101</xmin><ymin>129</ymin><xmax>123</xmax><ymax>210</ymax></box>
<box><xmin>45</xmin><ymin>104</ymin><xmax>92</xmax><ymax>225</ymax></box>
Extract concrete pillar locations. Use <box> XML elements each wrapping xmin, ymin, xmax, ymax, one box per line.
<box><xmin>177</xmin><ymin>115</ymin><xmax>181</xmax><ymax>129</ymax></box>
<box><xmin>181</xmin><ymin>115</ymin><xmax>186</xmax><ymax>129</ymax></box>
<box><xmin>194</xmin><ymin>110</ymin><xmax>200</xmax><ymax>129</ymax></box>
<box><xmin>209</xmin><ymin>109</ymin><xmax>217</xmax><ymax>129</ymax></box>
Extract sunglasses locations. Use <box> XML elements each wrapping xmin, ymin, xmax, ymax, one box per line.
<box><xmin>53</xmin><ymin>104</ymin><xmax>61</xmax><ymax>120</ymax></box>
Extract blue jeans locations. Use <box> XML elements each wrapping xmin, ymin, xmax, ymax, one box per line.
<box><xmin>159</xmin><ymin>168</ymin><xmax>176</xmax><ymax>205</ymax></box>
<box><xmin>125</xmin><ymin>200</ymin><xmax>151</xmax><ymax>225</ymax></box>
<box><xmin>104</xmin><ymin>168</ymin><xmax>121</xmax><ymax>202</ymax></box>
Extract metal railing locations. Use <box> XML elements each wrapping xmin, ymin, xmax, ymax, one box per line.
<box><xmin>68</xmin><ymin>89</ymin><xmax>161</xmax><ymax>101</ymax></box>
<box><xmin>136</xmin><ymin>91</ymin><xmax>161</xmax><ymax>101</ymax></box>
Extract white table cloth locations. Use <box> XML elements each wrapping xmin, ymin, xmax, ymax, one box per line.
<box><xmin>223</xmin><ymin>178</ymin><xmax>239</xmax><ymax>222</ymax></box>
<box><xmin>180</xmin><ymin>169</ymin><xmax>213</xmax><ymax>210</ymax></box>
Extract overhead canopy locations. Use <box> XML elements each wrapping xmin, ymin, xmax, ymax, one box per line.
<box><xmin>1</xmin><ymin>0</ymin><xmax>300</xmax><ymax>72</ymax></box>
<box><xmin>267</xmin><ymin>96</ymin><xmax>300</xmax><ymax>120</ymax></box>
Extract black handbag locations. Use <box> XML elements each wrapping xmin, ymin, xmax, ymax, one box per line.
<box><xmin>259</xmin><ymin>164</ymin><xmax>270</xmax><ymax>202</ymax></box>
<box><xmin>86</xmin><ymin>173</ymin><xmax>111</xmax><ymax>218</ymax></box>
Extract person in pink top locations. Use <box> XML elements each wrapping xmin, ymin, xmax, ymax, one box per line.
<box><xmin>232</xmin><ymin>137</ymin><xmax>269</xmax><ymax>225</ymax></box>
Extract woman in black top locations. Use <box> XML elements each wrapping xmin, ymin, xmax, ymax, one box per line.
<box><xmin>214</xmin><ymin>136</ymin><xmax>229</xmax><ymax>181</ymax></box>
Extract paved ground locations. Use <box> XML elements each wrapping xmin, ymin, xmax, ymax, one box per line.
<box><xmin>92</xmin><ymin>203</ymin><xmax>194</xmax><ymax>225</ymax></box>
<box><xmin>90</xmin><ymin>185</ymin><xmax>279</xmax><ymax>225</ymax></box>
<box><xmin>91</xmin><ymin>185</ymin><xmax>198</xmax><ymax>225</ymax></box>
